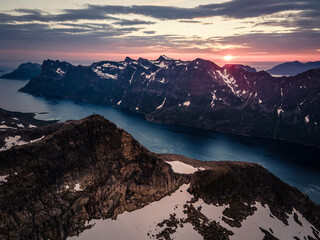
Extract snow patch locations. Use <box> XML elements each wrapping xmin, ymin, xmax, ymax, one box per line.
<box><xmin>92</xmin><ymin>68</ymin><xmax>117</xmax><ymax>79</ymax></box>
<box><xmin>216</xmin><ymin>70</ymin><xmax>240</xmax><ymax>96</ymax></box>
<box><xmin>211</xmin><ymin>92</ymin><xmax>216</xmax><ymax>107</ymax></box>
<box><xmin>166</xmin><ymin>161</ymin><xmax>203</xmax><ymax>174</ymax></box>
<box><xmin>0</xmin><ymin>175</ymin><xmax>9</xmax><ymax>184</ymax></box>
<box><xmin>154</xmin><ymin>62</ymin><xmax>167</xmax><ymax>68</ymax></box>
<box><xmin>158</xmin><ymin>77</ymin><xmax>165</xmax><ymax>83</ymax></box>
<box><xmin>277</xmin><ymin>108</ymin><xmax>284</xmax><ymax>117</ymax></box>
<box><xmin>183</xmin><ymin>101</ymin><xmax>190</xmax><ymax>106</ymax></box>
<box><xmin>305</xmin><ymin>115</ymin><xmax>310</xmax><ymax>123</ymax></box>
<box><xmin>156</xmin><ymin>98</ymin><xmax>166</xmax><ymax>109</ymax></box>
<box><xmin>75</xmin><ymin>184</ymin><xmax>82</xmax><ymax>191</ymax></box>
<box><xmin>102</xmin><ymin>63</ymin><xmax>117</xmax><ymax>68</ymax></box>
<box><xmin>0</xmin><ymin>125</ymin><xmax>17</xmax><ymax>130</ymax></box>
<box><xmin>56</xmin><ymin>68</ymin><xmax>65</xmax><ymax>76</ymax></box>
<box><xmin>0</xmin><ymin>135</ymin><xmax>44</xmax><ymax>151</ymax></box>
<box><xmin>129</xmin><ymin>71</ymin><xmax>136</xmax><ymax>84</ymax></box>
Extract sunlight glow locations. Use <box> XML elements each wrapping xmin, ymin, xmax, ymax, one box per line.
<box><xmin>223</xmin><ymin>55</ymin><xmax>233</xmax><ymax>61</ymax></box>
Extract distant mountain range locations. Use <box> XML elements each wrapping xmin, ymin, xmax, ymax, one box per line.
<box><xmin>1</xmin><ymin>114</ymin><xmax>319</xmax><ymax>239</ymax></box>
<box><xmin>266</xmin><ymin>61</ymin><xmax>320</xmax><ymax>76</ymax></box>
<box><xmin>18</xmin><ymin>56</ymin><xmax>320</xmax><ymax>146</ymax></box>
<box><xmin>0</xmin><ymin>62</ymin><xmax>41</xmax><ymax>80</ymax></box>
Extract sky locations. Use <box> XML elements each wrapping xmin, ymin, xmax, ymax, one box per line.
<box><xmin>0</xmin><ymin>0</ymin><xmax>319</xmax><ymax>69</ymax></box>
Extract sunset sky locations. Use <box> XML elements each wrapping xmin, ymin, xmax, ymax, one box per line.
<box><xmin>0</xmin><ymin>0</ymin><xmax>319</xmax><ymax>69</ymax></box>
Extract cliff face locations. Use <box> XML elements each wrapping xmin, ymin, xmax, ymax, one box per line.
<box><xmin>0</xmin><ymin>115</ymin><xmax>185</xmax><ymax>239</ymax></box>
<box><xmin>0</xmin><ymin>115</ymin><xmax>319</xmax><ymax>240</ymax></box>
<box><xmin>19</xmin><ymin>57</ymin><xmax>320</xmax><ymax>146</ymax></box>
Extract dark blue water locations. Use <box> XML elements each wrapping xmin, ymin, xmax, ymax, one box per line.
<box><xmin>1</xmin><ymin>78</ymin><xmax>319</xmax><ymax>204</ymax></box>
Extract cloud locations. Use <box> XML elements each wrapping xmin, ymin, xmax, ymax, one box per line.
<box><xmin>1</xmin><ymin>0</ymin><xmax>317</xmax><ymax>22</ymax></box>
<box><xmin>114</xmin><ymin>19</ymin><xmax>155</xmax><ymax>26</ymax></box>
<box><xmin>143</xmin><ymin>31</ymin><xmax>156</xmax><ymax>34</ymax></box>
<box><xmin>179</xmin><ymin>20</ymin><xmax>202</xmax><ymax>23</ymax></box>
<box><xmin>0</xmin><ymin>0</ymin><xmax>319</xmax><ymax>62</ymax></box>
<box><xmin>216</xmin><ymin>30</ymin><xmax>320</xmax><ymax>54</ymax></box>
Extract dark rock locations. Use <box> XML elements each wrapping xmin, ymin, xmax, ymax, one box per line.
<box><xmin>259</xmin><ymin>227</ymin><xmax>279</xmax><ymax>240</ymax></box>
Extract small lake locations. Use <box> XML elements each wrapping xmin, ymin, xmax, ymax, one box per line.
<box><xmin>1</xmin><ymin>78</ymin><xmax>319</xmax><ymax>204</ymax></box>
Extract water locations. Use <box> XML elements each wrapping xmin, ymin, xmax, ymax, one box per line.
<box><xmin>1</xmin><ymin>78</ymin><xmax>320</xmax><ymax>204</ymax></box>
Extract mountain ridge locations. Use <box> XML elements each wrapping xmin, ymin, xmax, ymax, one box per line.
<box><xmin>19</xmin><ymin>57</ymin><xmax>320</xmax><ymax>147</ymax></box>
<box><xmin>266</xmin><ymin>60</ymin><xmax>320</xmax><ymax>76</ymax></box>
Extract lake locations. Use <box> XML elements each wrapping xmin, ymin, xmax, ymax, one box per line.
<box><xmin>1</xmin><ymin>77</ymin><xmax>320</xmax><ymax>204</ymax></box>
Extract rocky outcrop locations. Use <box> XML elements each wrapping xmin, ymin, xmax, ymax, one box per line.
<box><xmin>0</xmin><ymin>115</ymin><xmax>185</xmax><ymax>239</ymax></box>
<box><xmin>19</xmin><ymin>57</ymin><xmax>320</xmax><ymax>147</ymax></box>
<box><xmin>1</xmin><ymin>62</ymin><xmax>41</xmax><ymax>80</ymax></box>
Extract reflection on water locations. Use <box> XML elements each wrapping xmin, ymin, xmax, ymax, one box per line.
<box><xmin>0</xmin><ymin>78</ymin><xmax>320</xmax><ymax>204</ymax></box>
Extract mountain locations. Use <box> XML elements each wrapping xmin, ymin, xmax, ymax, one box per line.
<box><xmin>267</xmin><ymin>61</ymin><xmax>320</xmax><ymax>76</ymax></box>
<box><xmin>19</xmin><ymin>57</ymin><xmax>320</xmax><ymax>147</ymax></box>
<box><xmin>0</xmin><ymin>115</ymin><xmax>319</xmax><ymax>239</ymax></box>
<box><xmin>223</xmin><ymin>64</ymin><xmax>257</xmax><ymax>72</ymax></box>
<box><xmin>1</xmin><ymin>62</ymin><xmax>41</xmax><ymax>80</ymax></box>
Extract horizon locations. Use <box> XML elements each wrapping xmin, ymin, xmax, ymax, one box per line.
<box><xmin>1</xmin><ymin>0</ymin><xmax>319</xmax><ymax>68</ymax></box>
<box><xmin>1</xmin><ymin>56</ymin><xmax>319</xmax><ymax>71</ymax></box>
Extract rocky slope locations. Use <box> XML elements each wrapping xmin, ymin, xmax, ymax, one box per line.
<box><xmin>1</xmin><ymin>62</ymin><xmax>41</xmax><ymax>80</ymax></box>
<box><xmin>19</xmin><ymin>56</ymin><xmax>320</xmax><ymax>147</ymax></box>
<box><xmin>0</xmin><ymin>115</ymin><xmax>185</xmax><ymax>239</ymax></box>
<box><xmin>267</xmin><ymin>61</ymin><xmax>320</xmax><ymax>76</ymax></box>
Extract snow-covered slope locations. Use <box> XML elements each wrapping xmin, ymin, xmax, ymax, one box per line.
<box><xmin>70</xmin><ymin>177</ymin><xmax>319</xmax><ymax>240</ymax></box>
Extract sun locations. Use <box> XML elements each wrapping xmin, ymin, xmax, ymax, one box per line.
<box><xmin>223</xmin><ymin>55</ymin><xmax>233</xmax><ymax>61</ymax></box>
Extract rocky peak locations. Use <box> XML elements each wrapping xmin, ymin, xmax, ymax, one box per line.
<box><xmin>124</xmin><ymin>56</ymin><xmax>135</xmax><ymax>63</ymax></box>
<box><xmin>157</xmin><ymin>55</ymin><xmax>175</xmax><ymax>62</ymax></box>
<box><xmin>189</xmin><ymin>58</ymin><xmax>221</xmax><ymax>70</ymax></box>
<box><xmin>223</xmin><ymin>64</ymin><xmax>257</xmax><ymax>73</ymax></box>
<box><xmin>0</xmin><ymin>114</ymin><xmax>185</xmax><ymax>239</ymax></box>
